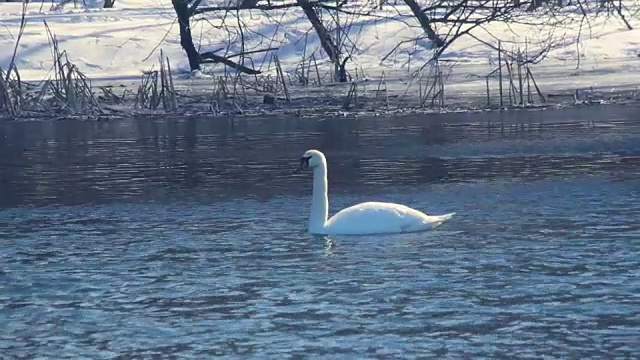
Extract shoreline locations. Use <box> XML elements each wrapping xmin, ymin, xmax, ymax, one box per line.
<box><xmin>2</xmin><ymin>0</ymin><xmax>639</xmax><ymax>123</ymax></box>
<box><xmin>2</xmin><ymin>65</ymin><xmax>640</xmax><ymax>122</ymax></box>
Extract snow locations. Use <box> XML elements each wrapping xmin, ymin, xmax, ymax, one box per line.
<box><xmin>1</xmin><ymin>0</ymin><xmax>639</xmax><ymax>99</ymax></box>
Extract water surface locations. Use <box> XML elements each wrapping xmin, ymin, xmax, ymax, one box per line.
<box><xmin>1</xmin><ymin>106</ymin><xmax>639</xmax><ymax>358</ymax></box>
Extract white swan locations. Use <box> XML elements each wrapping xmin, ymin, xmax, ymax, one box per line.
<box><xmin>294</xmin><ymin>149</ymin><xmax>455</xmax><ymax>235</ymax></box>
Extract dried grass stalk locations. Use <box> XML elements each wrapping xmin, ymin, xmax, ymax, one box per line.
<box><xmin>43</xmin><ymin>20</ymin><xmax>102</xmax><ymax>114</ymax></box>
<box><xmin>135</xmin><ymin>49</ymin><xmax>178</xmax><ymax>111</ymax></box>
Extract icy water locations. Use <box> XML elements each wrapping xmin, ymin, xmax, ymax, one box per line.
<box><xmin>1</xmin><ymin>105</ymin><xmax>639</xmax><ymax>358</ymax></box>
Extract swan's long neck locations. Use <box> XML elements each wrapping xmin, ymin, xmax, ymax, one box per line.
<box><xmin>309</xmin><ymin>161</ymin><xmax>329</xmax><ymax>234</ymax></box>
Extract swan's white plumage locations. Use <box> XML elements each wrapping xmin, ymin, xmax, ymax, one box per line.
<box><xmin>296</xmin><ymin>149</ymin><xmax>455</xmax><ymax>236</ymax></box>
<box><xmin>325</xmin><ymin>201</ymin><xmax>455</xmax><ymax>235</ymax></box>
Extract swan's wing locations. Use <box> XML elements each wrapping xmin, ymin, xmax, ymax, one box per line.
<box><xmin>326</xmin><ymin>201</ymin><xmax>439</xmax><ymax>235</ymax></box>
<box><xmin>420</xmin><ymin>212</ymin><xmax>456</xmax><ymax>229</ymax></box>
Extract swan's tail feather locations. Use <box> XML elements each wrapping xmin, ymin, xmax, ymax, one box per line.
<box><xmin>428</xmin><ymin>212</ymin><xmax>456</xmax><ymax>228</ymax></box>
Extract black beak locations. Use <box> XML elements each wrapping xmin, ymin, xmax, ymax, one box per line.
<box><xmin>293</xmin><ymin>156</ymin><xmax>311</xmax><ymax>174</ymax></box>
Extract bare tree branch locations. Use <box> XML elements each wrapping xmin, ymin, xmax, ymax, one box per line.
<box><xmin>200</xmin><ymin>51</ymin><xmax>262</xmax><ymax>74</ymax></box>
<box><xmin>194</xmin><ymin>0</ymin><xmax>334</xmax><ymax>14</ymax></box>
<box><xmin>404</xmin><ymin>0</ymin><xmax>446</xmax><ymax>47</ymax></box>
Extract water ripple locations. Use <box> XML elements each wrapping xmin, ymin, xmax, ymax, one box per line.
<box><xmin>1</xmin><ymin>112</ymin><xmax>640</xmax><ymax>357</ymax></box>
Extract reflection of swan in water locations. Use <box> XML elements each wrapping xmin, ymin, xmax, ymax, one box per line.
<box><xmin>294</xmin><ymin>150</ymin><xmax>455</xmax><ymax>236</ymax></box>
<box><xmin>323</xmin><ymin>236</ymin><xmax>335</xmax><ymax>256</ymax></box>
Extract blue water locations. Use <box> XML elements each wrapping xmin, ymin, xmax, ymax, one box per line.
<box><xmin>1</xmin><ymin>107</ymin><xmax>639</xmax><ymax>358</ymax></box>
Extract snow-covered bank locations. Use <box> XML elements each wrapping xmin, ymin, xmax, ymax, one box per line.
<box><xmin>1</xmin><ymin>0</ymin><xmax>639</xmax><ymax>113</ymax></box>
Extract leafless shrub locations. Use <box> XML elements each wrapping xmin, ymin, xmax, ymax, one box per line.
<box><xmin>484</xmin><ymin>41</ymin><xmax>546</xmax><ymax>107</ymax></box>
<box><xmin>395</xmin><ymin>53</ymin><xmax>450</xmax><ymax>108</ymax></box>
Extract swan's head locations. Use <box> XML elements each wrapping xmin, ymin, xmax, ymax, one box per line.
<box><xmin>293</xmin><ymin>149</ymin><xmax>325</xmax><ymax>173</ymax></box>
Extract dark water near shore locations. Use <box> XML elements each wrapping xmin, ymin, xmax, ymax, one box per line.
<box><xmin>1</xmin><ymin>105</ymin><xmax>639</xmax><ymax>358</ymax></box>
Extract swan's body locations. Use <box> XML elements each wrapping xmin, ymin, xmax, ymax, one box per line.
<box><xmin>295</xmin><ymin>150</ymin><xmax>455</xmax><ymax>235</ymax></box>
<box><xmin>324</xmin><ymin>201</ymin><xmax>455</xmax><ymax>235</ymax></box>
